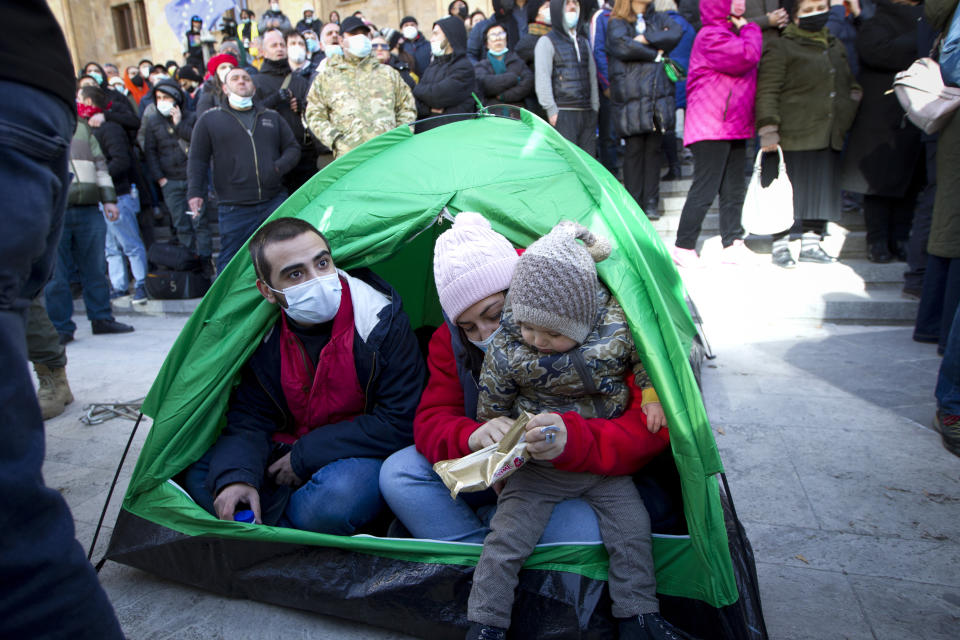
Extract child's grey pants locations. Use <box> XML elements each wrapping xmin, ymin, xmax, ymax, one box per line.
<box><xmin>467</xmin><ymin>463</ymin><xmax>659</xmax><ymax>628</ymax></box>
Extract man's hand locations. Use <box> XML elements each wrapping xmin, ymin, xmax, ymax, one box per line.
<box><xmin>267</xmin><ymin>452</ymin><xmax>302</xmax><ymax>486</ymax></box>
<box><xmin>524</xmin><ymin>413</ymin><xmax>567</xmax><ymax>461</ymax></box>
<box><xmin>87</xmin><ymin>112</ymin><xmax>105</xmax><ymax>128</ymax></box>
<box><xmin>214</xmin><ymin>482</ymin><xmax>262</xmax><ymax>523</ymax></box>
<box><xmin>158</xmin><ymin>177</ymin><xmax>168</xmax><ymax>188</ymax></box>
<box><xmin>767</xmin><ymin>8</ymin><xmax>789</xmax><ymax>27</ymax></box>
<box><xmin>548</xmin><ymin>112</ymin><xmax>559</xmax><ymax>127</ymax></box>
<box><xmin>642</xmin><ymin>402</ymin><xmax>667</xmax><ymax>434</ymax></box>
<box><xmin>468</xmin><ymin>416</ymin><xmax>515</xmax><ymax>451</ymax></box>
<box><xmin>188</xmin><ymin>196</ymin><xmax>203</xmax><ymax>217</ymax></box>
<box><xmin>170</xmin><ymin>104</ymin><xmax>182</xmax><ymax>125</ymax></box>
<box><xmin>102</xmin><ymin>203</ymin><xmax>119</xmax><ymax>221</ymax></box>
<box><xmin>289</xmin><ymin>96</ymin><xmax>299</xmax><ymax>113</ymax></box>
<box><xmin>634</xmin><ymin>34</ymin><xmax>649</xmax><ymax>44</ymax></box>
<box><xmin>430</xmin><ymin>107</ymin><xmax>444</xmax><ymax>114</ymax></box>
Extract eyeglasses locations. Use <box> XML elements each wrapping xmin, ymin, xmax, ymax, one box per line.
<box><xmin>372</xmin><ymin>43</ymin><xmax>389</xmax><ymax>50</ymax></box>
<box><xmin>487</xmin><ymin>31</ymin><xmax>507</xmax><ymax>40</ymax></box>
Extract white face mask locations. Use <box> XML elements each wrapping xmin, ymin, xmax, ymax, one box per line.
<box><xmin>431</xmin><ymin>40</ymin><xmax>446</xmax><ymax>56</ymax></box>
<box><xmin>469</xmin><ymin>325</ymin><xmax>502</xmax><ymax>353</ymax></box>
<box><xmin>228</xmin><ymin>93</ymin><xmax>253</xmax><ymax>109</ymax></box>
<box><xmin>288</xmin><ymin>44</ymin><xmax>307</xmax><ymax>63</ymax></box>
<box><xmin>156</xmin><ymin>100</ymin><xmax>174</xmax><ymax>116</ymax></box>
<box><xmin>271</xmin><ymin>3</ymin><xmax>280</xmax><ymax>12</ymax></box>
<box><xmin>402</xmin><ymin>25</ymin><xmax>418</xmax><ymax>40</ymax></box>
<box><xmin>270</xmin><ymin>273</ymin><xmax>342</xmax><ymax>325</ymax></box>
<box><xmin>564</xmin><ymin>10</ymin><xmax>579</xmax><ymax>30</ymax></box>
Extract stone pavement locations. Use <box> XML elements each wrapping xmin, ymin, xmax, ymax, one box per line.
<box><xmin>39</xmin><ymin>307</ymin><xmax>958</xmax><ymax>638</ymax></box>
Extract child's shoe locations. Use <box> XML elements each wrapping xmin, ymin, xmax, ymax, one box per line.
<box><xmin>618</xmin><ymin>612</ymin><xmax>693</xmax><ymax>640</ymax></box>
<box><xmin>465</xmin><ymin>623</ymin><xmax>507</xmax><ymax>640</ymax></box>
<box><xmin>670</xmin><ymin>245</ymin><xmax>703</xmax><ymax>269</ymax></box>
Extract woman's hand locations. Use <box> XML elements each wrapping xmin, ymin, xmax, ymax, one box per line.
<box><xmin>468</xmin><ymin>416</ymin><xmax>514</xmax><ymax>451</ymax></box>
<box><xmin>641</xmin><ymin>402</ymin><xmax>667</xmax><ymax>434</ymax></box>
<box><xmin>634</xmin><ymin>34</ymin><xmax>650</xmax><ymax>44</ymax></box>
<box><xmin>524</xmin><ymin>413</ymin><xmax>568</xmax><ymax>461</ymax></box>
<box><xmin>730</xmin><ymin>15</ymin><xmax>748</xmax><ymax>29</ymax></box>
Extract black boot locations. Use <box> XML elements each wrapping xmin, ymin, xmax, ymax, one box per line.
<box><xmin>662</xmin><ymin>165</ymin><xmax>681</xmax><ymax>181</ymax></box>
<box><xmin>868</xmin><ymin>241</ymin><xmax>893</xmax><ymax>264</ymax></box>
<box><xmin>618</xmin><ymin>613</ymin><xmax>695</xmax><ymax>640</ymax></box>
<box><xmin>91</xmin><ymin>318</ymin><xmax>135</xmax><ymax>334</ymax></box>
<box><xmin>893</xmin><ymin>239</ymin><xmax>908</xmax><ymax>262</ymax></box>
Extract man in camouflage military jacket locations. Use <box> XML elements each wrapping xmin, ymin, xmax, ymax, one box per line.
<box><xmin>304</xmin><ymin>16</ymin><xmax>417</xmax><ymax>159</ymax></box>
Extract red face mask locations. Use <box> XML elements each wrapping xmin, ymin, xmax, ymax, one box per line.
<box><xmin>76</xmin><ymin>102</ymin><xmax>103</xmax><ymax>119</ymax></box>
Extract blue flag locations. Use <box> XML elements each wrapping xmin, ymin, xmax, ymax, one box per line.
<box><xmin>164</xmin><ymin>0</ymin><xmax>236</xmax><ymax>40</ymax></box>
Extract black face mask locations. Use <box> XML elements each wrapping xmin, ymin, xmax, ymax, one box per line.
<box><xmin>797</xmin><ymin>10</ymin><xmax>829</xmax><ymax>32</ymax></box>
<box><xmin>132</xmin><ymin>75</ymin><xmax>144</xmax><ymax>87</ymax></box>
<box><xmin>457</xmin><ymin>6</ymin><xmax>468</xmax><ymax>18</ymax></box>
<box><xmin>501</xmin><ymin>0</ymin><xmax>515</xmax><ymax>12</ymax></box>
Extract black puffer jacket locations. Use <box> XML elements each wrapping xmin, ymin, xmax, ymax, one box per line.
<box><xmin>91</xmin><ymin>119</ymin><xmax>133</xmax><ymax>195</ymax></box>
<box><xmin>606</xmin><ymin>11</ymin><xmax>683</xmax><ymax>137</ymax></box>
<box><xmin>142</xmin><ymin>87</ymin><xmax>197</xmax><ymax>183</ymax></box>
<box><xmin>474</xmin><ymin>50</ymin><xmax>534</xmax><ymax>111</ymax></box>
<box><xmin>414</xmin><ymin>16</ymin><xmax>477</xmax><ymax>132</ymax></box>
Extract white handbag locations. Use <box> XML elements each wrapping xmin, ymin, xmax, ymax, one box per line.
<box><xmin>741</xmin><ymin>146</ymin><xmax>794</xmax><ymax>236</ymax></box>
<box><xmin>891</xmin><ymin>57</ymin><xmax>960</xmax><ymax>135</ymax></box>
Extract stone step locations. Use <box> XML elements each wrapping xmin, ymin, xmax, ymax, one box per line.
<box><xmin>676</xmin><ymin>257</ymin><xmax>918</xmax><ymax>324</ymax></box>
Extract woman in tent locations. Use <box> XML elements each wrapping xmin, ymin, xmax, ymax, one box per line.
<box><xmin>379</xmin><ymin>212</ymin><xmax>669</xmax><ymax>542</ymax></box>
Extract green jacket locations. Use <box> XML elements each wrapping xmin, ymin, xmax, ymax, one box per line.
<box><xmin>755</xmin><ymin>24</ymin><xmax>860</xmax><ymax>152</ymax></box>
<box><xmin>926</xmin><ymin>0</ymin><xmax>960</xmax><ymax>258</ymax></box>
<box><xmin>304</xmin><ymin>53</ymin><xmax>417</xmax><ymax>158</ymax></box>
<box><xmin>68</xmin><ymin>120</ymin><xmax>116</xmax><ymax>206</ymax></box>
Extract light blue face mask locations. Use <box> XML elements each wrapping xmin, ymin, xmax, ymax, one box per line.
<box><xmin>325</xmin><ymin>44</ymin><xmax>343</xmax><ymax>57</ymax></box>
<box><xmin>469</xmin><ymin>325</ymin><xmax>503</xmax><ymax>353</ymax></box>
<box><xmin>306</xmin><ymin>38</ymin><xmax>320</xmax><ymax>52</ymax></box>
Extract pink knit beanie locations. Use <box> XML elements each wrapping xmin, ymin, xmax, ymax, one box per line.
<box><xmin>433</xmin><ymin>212</ymin><xmax>519</xmax><ymax>322</ymax></box>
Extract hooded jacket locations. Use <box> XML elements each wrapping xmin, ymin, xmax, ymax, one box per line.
<box><xmin>467</xmin><ymin>0</ymin><xmax>526</xmax><ymax>62</ymax></box>
<box><xmin>402</xmin><ymin>29</ymin><xmax>433</xmax><ymax>77</ymax></box>
<box><xmin>534</xmin><ymin>0</ymin><xmax>599</xmax><ymax>116</ymax></box>
<box><xmin>205</xmin><ymin>269</ymin><xmax>426</xmax><ymax>504</ymax></box>
<box><xmin>413</xmin><ymin>16</ymin><xmax>477</xmax><ymax>132</ymax></box>
<box><xmin>606</xmin><ymin>8</ymin><xmax>683</xmax><ymax>136</ymax></box>
<box><xmin>683</xmin><ymin>0</ymin><xmax>763</xmax><ymax>146</ymax></box>
<box><xmin>142</xmin><ymin>83</ymin><xmax>197</xmax><ymax>183</ymax></box>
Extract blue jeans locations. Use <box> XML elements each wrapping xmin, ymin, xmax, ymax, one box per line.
<box><xmin>104</xmin><ymin>187</ymin><xmax>148</xmax><ymax>292</ymax></box>
<box><xmin>379</xmin><ymin>445</ymin><xmax>602</xmax><ymax>543</ymax></box>
<box><xmin>0</xmin><ymin>78</ymin><xmax>124</xmax><ymax>638</ymax></box>
<box><xmin>936</xmin><ymin>302</ymin><xmax>960</xmax><ymax>416</ymax></box>
<box><xmin>44</xmin><ymin>204</ymin><xmax>113</xmax><ymax>335</ymax></box>
<box><xmin>217</xmin><ymin>191</ymin><xmax>287</xmax><ymax>274</ymax></box>
<box><xmin>184</xmin><ymin>452</ymin><xmax>384</xmax><ymax>535</ymax></box>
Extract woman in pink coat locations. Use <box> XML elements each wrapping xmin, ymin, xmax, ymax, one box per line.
<box><xmin>670</xmin><ymin>0</ymin><xmax>763</xmax><ymax>268</ymax></box>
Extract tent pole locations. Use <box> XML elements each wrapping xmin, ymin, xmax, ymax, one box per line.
<box><xmin>88</xmin><ymin>412</ymin><xmax>145</xmax><ymax>569</ymax></box>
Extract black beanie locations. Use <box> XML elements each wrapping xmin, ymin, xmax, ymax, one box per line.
<box><xmin>400</xmin><ymin>15</ymin><xmax>417</xmax><ymax>27</ymax></box>
<box><xmin>526</xmin><ymin>0</ymin><xmax>548</xmax><ymax>23</ymax></box>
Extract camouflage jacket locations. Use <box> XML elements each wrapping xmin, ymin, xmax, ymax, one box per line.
<box><xmin>477</xmin><ymin>284</ymin><xmax>655</xmax><ymax>422</ymax></box>
<box><xmin>304</xmin><ymin>53</ymin><xmax>417</xmax><ymax>158</ymax></box>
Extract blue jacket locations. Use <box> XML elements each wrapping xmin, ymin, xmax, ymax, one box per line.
<box><xmin>205</xmin><ymin>269</ymin><xmax>426</xmax><ymax>497</ymax></box>
<box><xmin>665</xmin><ymin>10</ymin><xmax>696</xmax><ymax>108</ymax></box>
<box><xmin>403</xmin><ymin>33</ymin><xmax>433</xmax><ymax>77</ymax></box>
<box><xmin>827</xmin><ymin>4</ymin><xmax>861</xmax><ymax>78</ymax></box>
<box><xmin>591</xmin><ymin>6</ymin><xmax>612</xmax><ymax>91</ymax></box>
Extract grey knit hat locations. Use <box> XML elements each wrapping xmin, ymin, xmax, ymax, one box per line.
<box><xmin>511</xmin><ymin>221</ymin><xmax>612</xmax><ymax>344</ymax></box>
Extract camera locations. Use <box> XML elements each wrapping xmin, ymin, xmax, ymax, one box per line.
<box><xmin>278</xmin><ymin>88</ymin><xmax>292</xmax><ymax>101</ymax></box>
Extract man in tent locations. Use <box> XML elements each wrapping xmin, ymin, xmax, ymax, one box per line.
<box><xmin>183</xmin><ymin>218</ymin><xmax>426</xmax><ymax>534</ymax></box>
<box><xmin>304</xmin><ymin>16</ymin><xmax>416</xmax><ymax>159</ymax></box>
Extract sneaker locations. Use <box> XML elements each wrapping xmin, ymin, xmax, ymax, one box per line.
<box><xmin>721</xmin><ymin>239</ymin><xmax>760</xmax><ymax>266</ymax></box>
<box><xmin>619</xmin><ymin>613</ymin><xmax>693</xmax><ymax>640</ymax></box>
<box><xmin>670</xmin><ymin>245</ymin><xmax>703</xmax><ymax>269</ymax></box>
<box><xmin>934</xmin><ymin>411</ymin><xmax>960</xmax><ymax>457</ymax></box>
<box><xmin>91</xmin><ymin>318</ymin><xmax>135</xmax><ymax>335</ymax></box>
<box><xmin>464</xmin><ymin>623</ymin><xmax>507</xmax><ymax>640</ymax></box>
<box><xmin>132</xmin><ymin>285</ymin><xmax>148</xmax><ymax>305</ymax></box>
<box><xmin>109</xmin><ymin>289</ymin><xmax>129</xmax><ymax>300</ymax></box>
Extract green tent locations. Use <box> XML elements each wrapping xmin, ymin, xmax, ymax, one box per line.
<box><xmin>105</xmin><ymin>112</ymin><xmax>763</xmax><ymax>639</ymax></box>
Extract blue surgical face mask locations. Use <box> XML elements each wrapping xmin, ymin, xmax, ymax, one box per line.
<box><xmin>228</xmin><ymin>93</ymin><xmax>253</xmax><ymax>109</ymax></box>
<box><xmin>564</xmin><ymin>10</ymin><xmax>579</xmax><ymax>30</ymax></box>
<box><xmin>88</xmin><ymin>71</ymin><xmax>103</xmax><ymax>85</ymax></box>
<box><xmin>306</xmin><ymin>38</ymin><xmax>320</xmax><ymax>52</ymax></box>
<box><xmin>469</xmin><ymin>325</ymin><xmax>503</xmax><ymax>353</ymax></box>
<box><xmin>268</xmin><ymin>273</ymin><xmax>342</xmax><ymax>325</ymax></box>
<box><xmin>346</xmin><ymin>34</ymin><xmax>372</xmax><ymax>58</ymax></box>
<box><xmin>325</xmin><ymin>44</ymin><xmax>343</xmax><ymax>57</ymax></box>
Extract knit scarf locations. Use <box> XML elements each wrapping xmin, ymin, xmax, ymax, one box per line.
<box><xmin>76</xmin><ymin>103</ymin><xmax>103</xmax><ymax>119</ymax></box>
<box><xmin>528</xmin><ymin>22</ymin><xmax>551</xmax><ymax>37</ymax></box>
<box><xmin>487</xmin><ymin>50</ymin><xmax>508</xmax><ymax>74</ymax></box>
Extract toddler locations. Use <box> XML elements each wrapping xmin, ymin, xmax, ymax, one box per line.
<box><xmin>466</xmin><ymin>222</ymin><xmax>685</xmax><ymax>640</ymax></box>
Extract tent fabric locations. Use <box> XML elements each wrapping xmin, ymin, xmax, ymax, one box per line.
<box><xmin>116</xmin><ymin>111</ymin><xmax>737</xmax><ymax>612</ymax></box>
